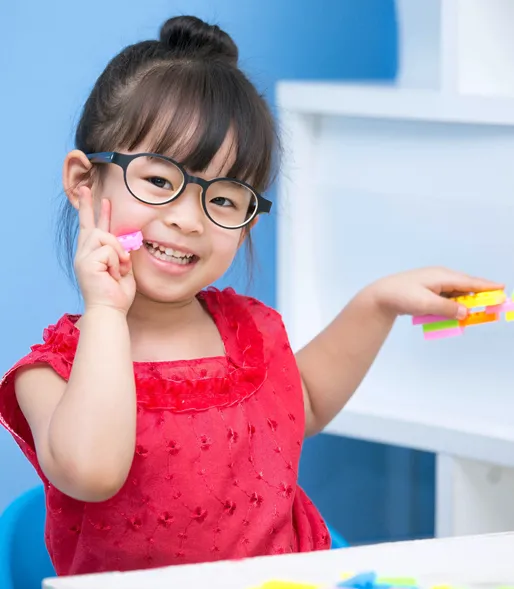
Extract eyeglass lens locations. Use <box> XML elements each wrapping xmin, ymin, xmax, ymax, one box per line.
<box><xmin>126</xmin><ymin>155</ymin><xmax>258</xmax><ymax>228</ymax></box>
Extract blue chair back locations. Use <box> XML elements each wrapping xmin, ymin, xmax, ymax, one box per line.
<box><xmin>327</xmin><ymin>524</ymin><xmax>348</xmax><ymax>549</ymax></box>
<box><xmin>0</xmin><ymin>486</ymin><xmax>55</xmax><ymax>589</ymax></box>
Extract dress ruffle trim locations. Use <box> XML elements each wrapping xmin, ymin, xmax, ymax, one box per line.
<box><xmin>22</xmin><ymin>288</ymin><xmax>268</xmax><ymax>413</ymax></box>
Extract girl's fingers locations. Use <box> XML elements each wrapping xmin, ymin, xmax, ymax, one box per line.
<box><xmin>429</xmin><ymin>272</ymin><xmax>505</xmax><ymax>320</ymax></box>
<box><xmin>119</xmin><ymin>257</ymin><xmax>133</xmax><ymax>277</ymax></box>
<box><xmin>438</xmin><ymin>272</ymin><xmax>504</xmax><ymax>296</ymax></box>
<box><xmin>75</xmin><ymin>191</ymin><xmax>131</xmax><ymax>279</ymax></box>
<box><xmin>80</xmin><ymin>228</ymin><xmax>130</xmax><ymax>263</ymax></box>
<box><xmin>77</xmin><ymin>187</ymin><xmax>96</xmax><ymax>247</ymax></box>
<box><xmin>97</xmin><ymin>198</ymin><xmax>111</xmax><ymax>233</ymax></box>
<box><xmin>423</xmin><ymin>291</ymin><xmax>468</xmax><ymax>320</ymax></box>
<box><xmin>91</xmin><ymin>245</ymin><xmax>121</xmax><ymax>281</ymax></box>
<box><xmin>77</xmin><ymin>187</ymin><xmax>95</xmax><ymax>230</ymax></box>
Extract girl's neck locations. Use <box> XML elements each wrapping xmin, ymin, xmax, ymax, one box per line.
<box><xmin>127</xmin><ymin>291</ymin><xmax>204</xmax><ymax>335</ymax></box>
<box><xmin>126</xmin><ymin>290</ymin><xmax>225</xmax><ymax>363</ymax></box>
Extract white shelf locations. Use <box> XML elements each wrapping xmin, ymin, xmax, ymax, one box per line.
<box><xmin>325</xmin><ymin>395</ymin><xmax>514</xmax><ymax>469</ymax></box>
<box><xmin>292</xmin><ymin>314</ymin><xmax>514</xmax><ymax>469</ymax></box>
<box><xmin>276</xmin><ymin>0</ymin><xmax>514</xmax><ymax>538</ymax></box>
<box><xmin>396</xmin><ymin>0</ymin><xmax>514</xmax><ymax>96</ymax></box>
<box><xmin>276</xmin><ymin>82</ymin><xmax>514</xmax><ymax>126</ymax></box>
<box><xmin>276</xmin><ymin>101</ymin><xmax>514</xmax><ymax>534</ymax></box>
<box><xmin>276</xmin><ymin>93</ymin><xmax>514</xmax><ymax>467</ymax></box>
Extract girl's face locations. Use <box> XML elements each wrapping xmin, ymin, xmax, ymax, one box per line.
<box><xmin>65</xmin><ymin>135</ymin><xmax>247</xmax><ymax>304</ymax></box>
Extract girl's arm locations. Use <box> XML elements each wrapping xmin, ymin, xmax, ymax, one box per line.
<box><xmin>297</xmin><ymin>268</ymin><xmax>503</xmax><ymax>437</ymax></box>
<box><xmin>297</xmin><ymin>287</ymin><xmax>394</xmax><ymax>437</ymax></box>
<box><xmin>15</xmin><ymin>306</ymin><xmax>136</xmax><ymax>502</ymax></box>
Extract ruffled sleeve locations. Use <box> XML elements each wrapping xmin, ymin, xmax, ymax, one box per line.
<box><xmin>206</xmin><ymin>288</ymin><xmax>297</xmax><ymax>366</ymax></box>
<box><xmin>225</xmin><ymin>291</ymin><xmax>293</xmax><ymax>362</ymax></box>
<box><xmin>0</xmin><ymin>315</ymin><xmax>78</xmax><ymax>478</ymax></box>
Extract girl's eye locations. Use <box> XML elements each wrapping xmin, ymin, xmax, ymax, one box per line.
<box><xmin>210</xmin><ymin>196</ymin><xmax>235</xmax><ymax>208</ymax></box>
<box><xmin>147</xmin><ymin>176</ymin><xmax>173</xmax><ymax>190</ymax></box>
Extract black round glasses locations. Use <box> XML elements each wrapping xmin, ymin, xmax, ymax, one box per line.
<box><xmin>86</xmin><ymin>152</ymin><xmax>273</xmax><ymax>230</ymax></box>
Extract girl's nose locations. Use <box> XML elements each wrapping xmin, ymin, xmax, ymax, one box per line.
<box><xmin>161</xmin><ymin>185</ymin><xmax>205</xmax><ymax>234</ymax></box>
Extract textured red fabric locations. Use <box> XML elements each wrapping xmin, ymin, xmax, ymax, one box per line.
<box><xmin>0</xmin><ymin>288</ymin><xmax>329</xmax><ymax>576</ymax></box>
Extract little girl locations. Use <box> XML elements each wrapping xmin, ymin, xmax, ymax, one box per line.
<box><xmin>0</xmin><ymin>14</ymin><xmax>500</xmax><ymax>578</ymax></box>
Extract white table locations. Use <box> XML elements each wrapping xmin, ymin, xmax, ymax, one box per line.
<box><xmin>44</xmin><ymin>533</ymin><xmax>514</xmax><ymax>589</ymax></box>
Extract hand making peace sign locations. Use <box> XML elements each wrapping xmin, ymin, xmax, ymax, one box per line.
<box><xmin>74</xmin><ymin>187</ymin><xmax>136</xmax><ymax>314</ymax></box>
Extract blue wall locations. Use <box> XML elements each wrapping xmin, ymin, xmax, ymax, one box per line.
<box><xmin>0</xmin><ymin>0</ymin><xmax>434</xmax><ymax>545</ymax></box>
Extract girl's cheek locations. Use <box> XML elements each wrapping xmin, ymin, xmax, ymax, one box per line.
<box><xmin>109</xmin><ymin>202</ymin><xmax>150</xmax><ymax>235</ymax></box>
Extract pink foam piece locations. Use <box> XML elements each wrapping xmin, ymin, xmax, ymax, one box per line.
<box><xmin>423</xmin><ymin>327</ymin><xmax>464</xmax><ymax>340</ymax></box>
<box><xmin>485</xmin><ymin>300</ymin><xmax>514</xmax><ymax>314</ymax></box>
<box><xmin>117</xmin><ymin>230</ymin><xmax>143</xmax><ymax>252</ymax></box>
<box><xmin>412</xmin><ymin>314</ymin><xmax>449</xmax><ymax>325</ymax></box>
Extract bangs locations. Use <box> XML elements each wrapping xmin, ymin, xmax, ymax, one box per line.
<box><xmin>107</xmin><ymin>61</ymin><xmax>277</xmax><ymax>192</ymax></box>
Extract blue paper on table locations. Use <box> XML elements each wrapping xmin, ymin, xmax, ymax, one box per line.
<box><xmin>338</xmin><ymin>572</ymin><xmax>380</xmax><ymax>589</ymax></box>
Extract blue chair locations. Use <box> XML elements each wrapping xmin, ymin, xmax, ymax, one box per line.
<box><xmin>328</xmin><ymin>524</ymin><xmax>349</xmax><ymax>549</ymax></box>
<box><xmin>0</xmin><ymin>485</ymin><xmax>55</xmax><ymax>589</ymax></box>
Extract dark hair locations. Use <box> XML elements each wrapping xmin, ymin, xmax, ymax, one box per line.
<box><xmin>57</xmin><ymin>15</ymin><xmax>279</xmax><ymax>280</ymax></box>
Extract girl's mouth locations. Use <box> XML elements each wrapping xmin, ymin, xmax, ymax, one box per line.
<box><xmin>144</xmin><ymin>241</ymin><xmax>198</xmax><ymax>265</ymax></box>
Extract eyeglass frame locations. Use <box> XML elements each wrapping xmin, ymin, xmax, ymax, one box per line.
<box><xmin>86</xmin><ymin>151</ymin><xmax>272</xmax><ymax>230</ymax></box>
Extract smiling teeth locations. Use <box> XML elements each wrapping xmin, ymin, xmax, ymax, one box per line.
<box><xmin>145</xmin><ymin>241</ymin><xmax>195</xmax><ymax>264</ymax></box>
<box><xmin>151</xmin><ymin>242</ymin><xmax>193</xmax><ymax>258</ymax></box>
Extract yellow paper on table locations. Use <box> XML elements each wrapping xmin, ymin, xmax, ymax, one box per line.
<box><xmin>253</xmin><ymin>582</ymin><xmax>320</xmax><ymax>589</ymax></box>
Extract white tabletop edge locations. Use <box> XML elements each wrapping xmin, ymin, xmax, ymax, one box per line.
<box><xmin>43</xmin><ymin>532</ymin><xmax>514</xmax><ymax>589</ymax></box>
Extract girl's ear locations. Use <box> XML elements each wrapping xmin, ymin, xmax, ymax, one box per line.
<box><xmin>238</xmin><ymin>218</ymin><xmax>259</xmax><ymax>247</ymax></box>
<box><xmin>63</xmin><ymin>150</ymin><xmax>93</xmax><ymax>210</ymax></box>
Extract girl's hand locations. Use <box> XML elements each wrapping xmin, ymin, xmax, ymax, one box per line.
<box><xmin>368</xmin><ymin>267</ymin><xmax>504</xmax><ymax>320</ymax></box>
<box><xmin>74</xmin><ymin>187</ymin><xmax>136</xmax><ymax>314</ymax></box>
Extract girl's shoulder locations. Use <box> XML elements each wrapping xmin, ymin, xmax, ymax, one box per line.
<box><xmin>0</xmin><ymin>290</ymin><xmax>295</xmax><ymax>429</ymax></box>
<box><xmin>0</xmin><ymin>313</ymin><xmax>77</xmax><ymax>479</ymax></box>
<box><xmin>0</xmin><ymin>289</ymin><xmax>291</xmax><ymax>381</ymax></box>
<box><xmin>201</xmin><ymin>286</ymin><xmax>288</xmax><ymax>344</ymax></box>
<box><xmin>1</xmin><ymin>314</ymin><xmax>79</xmax><ymax>385</ymax></box>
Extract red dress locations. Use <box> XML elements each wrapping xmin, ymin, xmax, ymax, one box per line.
<box><xmin>0</xmin><ymin>288</ymin><xmax>329</xmax><ymax>576</ymax></box>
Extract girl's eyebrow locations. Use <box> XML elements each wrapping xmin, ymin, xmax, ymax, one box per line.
<box><xmin>144</xmin><ymin>154</ymin><xmax>174</xmax><ymax>164</ymax></box>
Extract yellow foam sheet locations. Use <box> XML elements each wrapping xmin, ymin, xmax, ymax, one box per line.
<box><xmin>252</xmin><ymin>573</ymin><xmax>514</xmax><ymax>589</ymax></box>
<box><xmin>453</xmin><ymin>290</ymin><xmax>506</xmax><ymax>308</ymax></box>
<box><xmin>253</xmin><ymin>582</ymin><xmax>319</xmax><ymax>589</ymax></box>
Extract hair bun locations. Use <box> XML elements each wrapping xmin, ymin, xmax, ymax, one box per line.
<box><xmin>159</xmin><ymin>16</ymin><xmax>238</xmax><ymax>65</ymax></box>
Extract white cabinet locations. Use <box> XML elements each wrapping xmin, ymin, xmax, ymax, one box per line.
<box><xmin>277</xmin><ymin>0</ymin><xmax>514</xmax><ymax>538</ymax></box>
